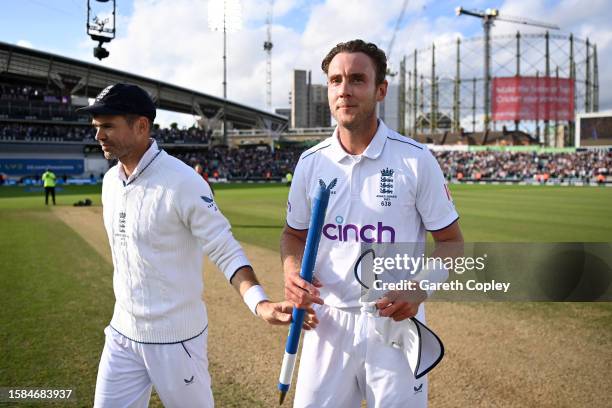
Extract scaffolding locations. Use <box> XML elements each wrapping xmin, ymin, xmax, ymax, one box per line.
<box><xmin>404</xmin><ymin>32</ymin><xmax>598</xmax><ymax>146</ymax></box>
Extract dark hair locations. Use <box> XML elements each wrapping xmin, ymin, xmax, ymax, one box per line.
<box><xmin>321</xmin><ymin>39</ymin><xmax>387</xmax><ymax>85</ymax></box>
<box><xmin>124</xmin><ymin>114</ymin><xmax>152</xmax><ymax>132</ymax></box>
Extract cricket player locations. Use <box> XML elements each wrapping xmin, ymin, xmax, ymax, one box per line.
<box><xmin>78</xmin><ymin>84</ymin><xmax>315</xmax><ymax>408</ymax></box>
<box><xmin>282</xmin><ymin>40</ymin><xmax>464</xmax><ymax>407</ymax></box>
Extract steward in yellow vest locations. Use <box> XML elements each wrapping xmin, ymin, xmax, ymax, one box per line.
<box><xmin>41</xmin><ymin>169</ymin><xmax>57</xmax><ymax>205</ymax></box>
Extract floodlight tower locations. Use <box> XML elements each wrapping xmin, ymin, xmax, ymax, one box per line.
<box><xmin>209</xmin><ymin>0</ymin><xmax>243</xmax><ymax>146</ymax></box>
<box><xmin>455</xmin><ymin>6</ymin><xmax>559</xmax><ymax>131</ymax></box>
<box><xmin>380</xmin><ymin>0</ymin><xmax>408</xmax><ymax>122</ymax></box>
<box><xmin>87</xmin><ymin>0</ymin><xmax>116</xmax><ymax>60</ymax></box>
<box><xmin>263</xmin><ymin>0</ymin><xmax>274</xmax><ymax>111</ymax></box>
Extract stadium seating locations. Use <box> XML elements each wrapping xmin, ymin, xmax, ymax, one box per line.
<box><xmin>435</xmin><ymin>150</ymin><xmax>611</xmax><ymax>183</ymax></box>
<box><xmin>0</xmin><ymin>122</ymin><xmax>610</xmax><ymax>183</ymax></box>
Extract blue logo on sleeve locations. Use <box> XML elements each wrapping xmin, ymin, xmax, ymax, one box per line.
<box><xmin>200</xmin><ymin>195</ymin><xmax>217</xmax><ymax>211</ymax></box>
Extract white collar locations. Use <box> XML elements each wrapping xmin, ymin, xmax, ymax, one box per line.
<box><xmin>328</xmin><ymin>119</ymin><xmax>389</xmax><ymax>162</ymax></box>
<box><xmin>118</xmin><ymin>139</ymin><xmax>160</xmax><ymax>184</ymax></box>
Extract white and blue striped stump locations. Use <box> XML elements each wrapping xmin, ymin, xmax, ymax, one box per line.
<box><xmin>278</xmin><ymin>179</ymin><xmax>333</xmax><ymax>405</ymax></box>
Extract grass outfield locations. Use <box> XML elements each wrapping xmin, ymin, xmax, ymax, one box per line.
<box><xmin>0</xmin><ymin>183</ymin><xmax>611</xmax><ymax>406</ymax></box>
<box><xmin>215</xmin><ymin>183</ymin><xmax>612</xmax><ymax>247</ymax></box>
<box><xmin>1</xmin><ymin>183</ymin><xmax>611</xmax><ymax>245</ymax></box>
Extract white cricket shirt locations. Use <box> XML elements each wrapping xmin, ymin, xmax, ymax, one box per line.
<box><xmin>286</xmin><ymin>120</ymin><xmax>458</xmax><ymax>307</ymax></box>
<box><xmin>102</xmin><ymin>140</ymin><xmax>250</xmax><ymax>343</ymax></box>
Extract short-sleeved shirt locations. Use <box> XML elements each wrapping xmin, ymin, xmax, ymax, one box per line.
<box><xmin>286</xmin><ymin>120</ymin><xmax>458</xmax><ymax>307</ymax></box>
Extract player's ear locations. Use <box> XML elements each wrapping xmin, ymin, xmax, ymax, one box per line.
<box><xmin>376</xmin><ymin>80</ymin><xmax>388</xmax><ymax>101</ymax></box>
<box><xmin>138</xmin><ymin>117</ymin><xmax>149</xmax><ymax>135</ymax></box>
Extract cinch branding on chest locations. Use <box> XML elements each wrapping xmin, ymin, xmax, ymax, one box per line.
<box><xmin>322</xmin><ymin>215</ymin><xmax>396</xmax><ymax>243</ymax></box>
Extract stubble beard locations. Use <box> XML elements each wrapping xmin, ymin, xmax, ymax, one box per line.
<box><xmin>102</xmin><ymin>151</ymin><xmax>116</xmax><ymax>160</ymax></box>
<box><xmin>334</xmin><ymin>87</ymin><xmax>379</xmax><ymax>131</ymax></box>
<box><xmin>336</xmin><ymin>104</ymin><xmax>376</xmax><ymax>131</ymax></box>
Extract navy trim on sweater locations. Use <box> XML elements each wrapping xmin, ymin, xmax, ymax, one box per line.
<box><xmin>108</xmin><ymin>324</ymin><xmax>208</xmax><ymax>345</ymax></box>
<box><xmin>124</xmin><ymin>149</ymin><xmax>163</xmax><ymax>187</ymax></box>
<box><xmin>228</xmin><ymin>264</ymin><xmax>252</xmax><ymax>284</ymax></box>
<box><xmin>386</xmin><ymin>136</ymin><xmax>423</xmax><ymax>150</ymax></box>
<box><xmin>302</xmin><ymin>144</ymin><xmax>331</xmax><ymax>160</ymax></box>
<box><xmin>426</xmin><ymin>216</ymin><xmax>460</xmax><ymax>232</ymax></box>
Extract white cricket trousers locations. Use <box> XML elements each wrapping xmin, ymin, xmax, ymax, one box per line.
<box><xmin>293</xmin><ymin>304</ymin><xmax>428</xmax><ymax>408</ymax></box>
<box><xmin>94</xmin><ymin>326</ymin><xmax>214</xmax><ymax>408</ymax></box>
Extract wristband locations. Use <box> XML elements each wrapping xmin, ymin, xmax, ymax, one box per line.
<box><xmin>413</xmin><ymin>265</ymin><xmax>449</xmax><ymax>297</ymax></box>
<box><xmin>243</xmin><ymin>285</ymin><xmax>269</xmax><ymax>315</ymax></box>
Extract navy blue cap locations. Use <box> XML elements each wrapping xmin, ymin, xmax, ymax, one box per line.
<box><xmin>77</xmin><ymin>83</ymin><xmax>156</xmax><ymax>121</ymax></box>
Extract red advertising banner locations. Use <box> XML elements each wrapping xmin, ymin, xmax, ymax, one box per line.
<box><xmin>492</xmin><ymin>76</ymin><xmax>575</xmax><ymax>121</ymax></box>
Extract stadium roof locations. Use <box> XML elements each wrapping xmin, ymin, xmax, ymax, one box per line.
<box><xmin>0</xmin><ymin>41</ymin><xmax>287</xmax><ymax>130</ymax></box>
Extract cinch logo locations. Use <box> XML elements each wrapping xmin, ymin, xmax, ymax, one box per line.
<box><xmin>322</xmin><ymin>215</ymin><xmax>396</xmax><ymax>243</ymax></box>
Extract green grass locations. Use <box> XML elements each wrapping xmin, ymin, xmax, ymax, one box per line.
<box><xmin>1</xmin><ymin>183</ymin><xmax>611</xmax><ymax>406</ymax></box>
<box><xmin>0</xmin><ymin>185</ymin><xmax>102</xmax><ymax>210</ymax></box>
<box><xmin>451</xmin><ymin>184</ymin><xmax>612</xmax><ymax>242</ymax></box>
<box><xmin>0</xmin><ymin>209</ymin><xmax>113</xmax><ymax>406</ymax></box>
<box><xmin>214</xmin><ymin>183</ymin><xmax>612</xmax><ymax>248</ymax></box>
<box><xmin>213</xmin><ymin>184</ymin><xmax>289</xmax><ymax>251</ymax></box>
<box><xmin>2</xmin><ymin>183</ymin><xmax>611</xmax><ymax>245</ymax></box>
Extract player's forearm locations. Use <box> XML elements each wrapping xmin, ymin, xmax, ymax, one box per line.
<box><xmin>230</xmin><ymin>266</ymin><xmax>272</xmax><ymax>316</ymax></box>
<box><xmin>280</xmin><ymin>227</ymin><xmax>306</xmax><ymax>278</ymax></box>
<box><xmin>416</xmin><ymin>221</ymin><xmax>464</xmax><ymax>286</ymax></box>
<box><xmin>430</xmin><ymin>221</ymin><xmax>464</xmax><ymax>260</ymax></box>
<box><xmin>280</xmin><ymin>227</ymin><xmax>324</xmax><ymax>307</ymax></box>
<box><xmin>230</xmin><ymin>265</ymin><xmax>261</xmax><ymax>296</ymax></box>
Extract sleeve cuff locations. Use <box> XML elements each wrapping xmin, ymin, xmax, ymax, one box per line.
<box><xmin>286</xmin><ymin>219</ymin><xmax>309</xmax><ymax>231</ymax></box>
<box><xmin>425</xmin><ymin>212</ymin><xmax>459</xmax><ymax>232</ymax></box>
<box><xmin>223</xmin><ymin>256</ymin><xmax>252</xmax><ymax>281</ymax></box>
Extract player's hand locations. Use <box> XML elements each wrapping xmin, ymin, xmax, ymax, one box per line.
<box><xmin>256</xmin><ymin>300</ymin><xmax>319</xmax><ymax>330</ymax></box>
<box><xmin>375</xmin><ymin>288</ymin><xmax>427</xmax><ymax>322</ymax></box>
<box><xmin>284</xmin><ymin>271</ymin><xmax>324</xmax><ymax>309</ymax></box>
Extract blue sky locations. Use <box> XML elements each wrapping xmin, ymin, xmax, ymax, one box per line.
<box><xmin>2</xmin><ymin>0</ymin><xmax>610</xmax><ymax>127</ymax></box>
<box><xmin>2</xmin><ymin>0</ymin><xmax>131</xmax><ymax>54</ymax></box>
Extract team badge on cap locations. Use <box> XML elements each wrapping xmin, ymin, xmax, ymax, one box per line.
<box><xmin>96</xmin><ymin>85</ymin><xmax>115</xmax><ymax>102</ymax></box>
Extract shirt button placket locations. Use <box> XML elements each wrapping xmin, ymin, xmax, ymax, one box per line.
<box><xmin>351</xmin><ymin>156</ymin><xmax>362</xmax><ymax>201</ymax></box>
<box><xmin>121</xmin><ymin>192</ymin><xmax>129</xmax><ymax>258</ymax></box>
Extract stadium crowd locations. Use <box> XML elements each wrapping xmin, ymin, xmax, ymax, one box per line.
<box><xmin>0</xmin><ymin>83</ymin><xmax>64</xmax><ymax>102</ymax></box>
<box><xmin>0</xmin><ymin>123</ymin><xmax>210</xmax><ymax>144</ymax></box>
<box><xmin>0</xmin><ymin>83</ymin><xmax>76</xmax><ymax>120</ymax></box>
<box><xmin>0</xmin><ymin>124</ymin><xmax>95</xmax><ymax>142</ymax></box>
<box><xmin>0</xmin><ymin>122</ymin><xmax>610</xmax><ymax>183</ymax></box>
<box><xmin>151</xmin><ymin>126</ymin><xmax>211</xmax><ymax>144</ymax></box>
<box><xmin>179</xmin><ymin>148</ymin><xmax>610</xmax><ymax>183</ymax></box>
<box><xmin>176</xmin><ymin>146</ymin><xmax>301</xmax><ymax>180</ymax></box>
<box><xmin>435</xmin><ymin>150</ymin><xmax>611</xmax><ymax>182</ymax></box>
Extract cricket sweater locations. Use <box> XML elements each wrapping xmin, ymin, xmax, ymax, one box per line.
<box><xmin>101</xmin><ymin>141</ymin><xmax>250</xmax><ymax>343</ymax></box>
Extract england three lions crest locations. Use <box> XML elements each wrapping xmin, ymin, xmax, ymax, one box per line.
<box><xmin>376</xmin><ymin>168</ymin><xmax>397</xmax><ymax>206</ymax></box>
